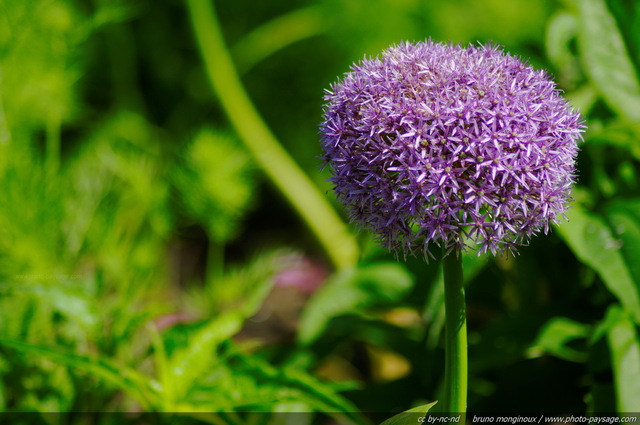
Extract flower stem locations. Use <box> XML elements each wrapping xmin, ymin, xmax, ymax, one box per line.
<box><xmin>185</xmin><ymin>0</ymin><xmax>359</xmax><ymax>271</ymax></box>
<box><xmin>442</xmin><ymin>250</ymin><xmax>467</xmax><ymax>416</ymax></box>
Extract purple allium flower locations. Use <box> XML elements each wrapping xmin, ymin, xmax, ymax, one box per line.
<box><xmin>320</xmin><ymin>41</ymin><xmax>584</xmax><ymax>257</ymax></box>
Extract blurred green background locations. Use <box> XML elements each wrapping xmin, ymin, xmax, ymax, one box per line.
<box><xmin>0</xmin><ymin>0</ymin><xmax>639</xmax><ymax>422</ymax></box>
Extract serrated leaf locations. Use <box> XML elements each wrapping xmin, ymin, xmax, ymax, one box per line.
<box><xmin>604</xmin><ymin>306</ymin><xmax>640</xmax><ymax>412</ymax></box>
<box><xmin>229</xmin><ymin>350</ymin><xmax>364</xmax><ymax>423</ymax></box>
<box><xmin>556</xmin><ymin>205</ymin><xmax>640</xmax><ymax>323</ymax></box>
<box><xmin>200</xmin><ymin>251</ymin><xmax>280</xmax><ymax>319</ymax></box>
<box><xmin>3</xmin><ymin>280</ymin><xmax>98</xmax><ymax>333</ymax></box>
<box><xmin>298</xmin><ymin>263</ymin><xmax>414</xmax><ymax>345</ymax></box>
<box><xmin>174</xmin><ymin>128</ymin><xmax>254</xmax><ymax>244</ymax></box>
<box><xmin>380</xmin><ymin>401</ymin><xmax>438</xmax><ymax>425</ymax></box>
<box><xmin>577</xmin><ymin>0</ymin><xmax>640</xmax><ymax>120</ymax></box>
<box><xmin>0</xmin><ymin>338</ymin><xmax>159</xmax><ymax>409</ymax></box>
<box><xmin>167</xmin><ymin>312</ymin><xmax>243</xmax><ymax>399</ymax></box>
<box><xmin>528</xmin><ymin>317</ymin><xmax>589</xmax><ymax>362</ymax></box>
<box><xmin>183</xmin><ymin>347</ymin><xmax>366</xmax><ymax>422</ymax></box>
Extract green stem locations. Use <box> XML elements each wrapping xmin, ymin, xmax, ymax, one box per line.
<box><xmin>185</xmin><ymin>0</ymin><xmax>359</xmax><ymax>271</ymax></box>
<box><xmin>442</xmin><ymin>250</ymin><xmax>467</xmax><ymax>415</ymax></box>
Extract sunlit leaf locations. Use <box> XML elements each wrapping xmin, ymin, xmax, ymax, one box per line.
<box><xmin>528</xmin><ymin>317</ymin><xmax>589</xmax><ymax>362</ymax></box>
<box><xmin>231</xmin><ymin>6</ymin><xmax>325</xmax><ymax>74</ymax></box>
<box><xmin>556</xmin><ymin>205</ymin><xmax>640</xmax><ymax>323</ymax></box>
<box><xmin>185</xmin><ymin>250</ymin><xmax>287</xmax><ymax>320</ymax></box>
<box><xmin>173</xmin><ymin>128</ymin><xmax>254</xmax><ymax>244</ymax></box>
<box><xmin>577</xmin><ymin>0</ymin><xmax>640</xmax><ymax>120</ymax></box>
<box><xmin>380</xmin><ymin>401</ymin><xmax>438</xmax><ymax>425</ymax></box>
<box><xmin>586</xmin><ymin>120</ymin><xmax>640</xmax><ymax>160</ymax></box>
<box><xmin>298</xmin><ymin>263</ymin><xmax>414</xmax><ymax>345</ymax></box>
<box><xmin>607</xmin><ymin>201</ymin><xmax>640</xmax><ymax>287</ymax></box>
<box><xmin>0</xmin><ymin>0</ymin><xmax>87</xmax><ymax>133</ymax></box>
<box><xmin>604</xmin><ymin>306</ymin><xmax>640</xmax><ymax>412</ymax></box>
<box><xmin>167</xmin><ymin>312</ymin><xmax>243</xmax><ymax>400</ymax></box>
<box><xmin>179</xmin><ymin>345</ymin><xmax>364</xmax><ymax>422</ymax></box>
<box><xmin>223</xmin><ymin>350</ymin><xmax>365</xmax><ymax>424</ymax></box>
<box><xmin>0</xmin><ymin>338</ymin><xmax>159</xmax><ymax>410</ymax></box>
<box><xmin>545</xmin><ymin>12</ymin><xmax>582</xmax><ymax>89</ymax></box>
<box><xmin>1</xmin><ymin>280</ymin><xmax>98</xmax><ymax>335</ymax></box>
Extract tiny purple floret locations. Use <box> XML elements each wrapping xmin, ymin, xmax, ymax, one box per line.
<box><xmin>320</xmin><ymin>40</ymin><xmax>584</xmax><ymax>258</ymax></box>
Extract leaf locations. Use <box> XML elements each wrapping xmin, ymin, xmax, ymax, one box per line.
<box><xmin>297</xmin><ymin>263</ymin><xmax>414</xmax><ymax>345</ymax></box>
<box><xmin>527</xmin><ymin>317</ymin><xmax>590</xmax><ymax>362</ymax></box>
<box><xmin>186</xmin><ymin>347</ymin><xmax>365</xmax><ymax>423</ymax></box>
<box><xmin>244</xmin><ymin>356</ymin><xmax>365</xmax><ymax>425</ymax></box>
<box><xmin>0</xmin><ymin>338</ymin><xmax>159</xmax><ymax>409</ymax></box>
<box><xmin>577</xmin><ymin>0</ymin><xmax>640</xmax><ymax>121</ymax></box>
<box><xmin>380</xmin><ymin>401</ymin><xmax>438</xmax><ymax>425</ymax></box>
<box><xmin>566</xmin><ymin>85</ymin><xmax>598</xmax><ymax>116</ymax></box>
<box><xmin>604</xmin><ymin>306</ymin><xmax>640</xmax><ymax>412</ymax></box>
<box><xmin>545</xmin><ymin>12</ymin><xmax>582</xmax><ymax>89</ymax></box>
<box><xmin>167</xmin><ymin>312</ymin><xmax>244</xmax><ymax>399</ymax></box>
<box><xmin>231</xmin><ymin>5</ymin><xmax>325</xmax><ymax>74</ymax></box>
<box><xmin>174</xmin><ymin>128</ymin><xmax>255</xmax><ymax>244</ymax></box>
<box><xmin>586</xmin><ymin>120</ymin><xmax>640</xmax><ymax>160</ymax></box>
<box><xmin>2</xmin><ymin>280</ymin><xmax>98</xmax><ymax>333</ymax></box>
<box><xmin>198</xmin><ymin>251</ymin><xmax>281</xmax><ymax>319</ymax></box>
<box><xmin>606</xmin><ymin>201</ymin><xmax>640</xmax><ymax>286</ymax></box>
<box><xmin>556</xmin><ymin>205</ymin><xmax>640</xmax><ymax>323</ymax></box>
<box><xmin>148</xmin><ymin>324</ymin><xmax>173</xmax><ymax>411</ymax></box>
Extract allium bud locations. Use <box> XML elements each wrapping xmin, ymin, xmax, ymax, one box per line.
<box><xmin>320</xmin><ymin>41</ymin><xmax>584</xmax><ymax>257</ymax></box>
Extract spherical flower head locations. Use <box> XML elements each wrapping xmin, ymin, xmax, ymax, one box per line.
<box><xmin>320</xmin><ymin>40</ymin><xmax>585</xmax><ymax>258</ymax></box>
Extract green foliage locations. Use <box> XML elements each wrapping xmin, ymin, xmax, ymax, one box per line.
<box><xmin>298</xmin><ymin>263</ymin><xmax>414</xmax><ymax>345</ymax></box>
<box><xmin>528</xmin><ymin>317</ymin><xmax>590</xmax><ymax>363</ymax></box>
<box><xmin>379</xmin><ymin>401</ymin><xmax>438</xmax><ymax>425</ymax></box>
<box><xmin>602</xmin><ymin>306</ymin><xmax>640</xmax><ymax>412</ymax></box>
<box><xmin>0</xmin><ymin>0</ymin><xmax>87</xmax><ymax>133</ymax></box>
<box><xmin>576</xmin><ymin>0</ymin><xmax>640</xmax><ymax>121</ymax></box>
<box><xmin>556</xmin><ymin>204</ymin><xmax>640</xmax><ymax>323</ymax></box>
<box><xmin>0</xmin><ymin>0</ymin><xmax>639</xmax><ymax>419</ymax></box>
<box><xmin>173</xmin><ymin>128</ymin><xmax>254</xmax><ymax>244</ymax></box>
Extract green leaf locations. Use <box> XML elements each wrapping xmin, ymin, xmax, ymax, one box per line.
<box><xmin>577</xmin><ymin>0</ymin><xmax>640</xmax><ymax>121</ymax></box>
<box><xmin>604</xmin><ymin>306</ymin><xmax>640</xmax><ymax>412</ymax></box>
<box><xmin>380</xmin><ymin>401</ymin><xmax>438</xmax><ymax>425</ymax></box>
<box><xmin>545</xmin><ymin>12</ymin><xmax>582</xmax><ymax>89</ymax></box>
<box><xmin>0</xmin><ymin>338</ymin><xmax>159</xmax><ymax>409</ymax></box>
<box><xmin>166</xmin><ymin>312</ymin><xmax>243</xmax><ymax>400</ymax></box>
<box><xmin>237</xmin><ymin>353</ymin><xmax>365</xmax><ymax>424</ymax></box>
<box><xmin>198</xmin><ymin>251</ymin><xmax>280</xmax><ymax>319</ymax></box>
<box><xmin>148</xmin><ymin>324</ymin><xmax>173</xmax><ymax>411</ymax></box>
<box><xmin>174</xmin><ymin>128</ymin><xmax>255</xmax><ymax>244</ymax></box>
<box><xmin>556</xmin><ymin>205</ymin><xmax>640</xmax><ymax>323</ymax></box>
<box><xmin>231</xmin><ymin>6</ymin><xmax>325</xmax><ymax>74</ymax></box>
<box><xmin>528</xmin><ymin>317</ymin><xmax>590</xmax><ymax>362</ymax></box>
<box><xmin>606</xmin><ymin>200</ymin><xmax>640</xmax><ymax>286</ymax></box>
<box><xmin>586</xmin><ymin>120</ymin><xmax>640</xmax><ymax>160</ymax></box>
<box><xmin>2</xmin><ymin>280</ymin><xmax>98</xmax><ymax>333</ymax></box>
<box><xmin>184</xmin><ymin>347</ymin><xmax>365</xmax><ymax>423</ymax></box>
<box><xmin>298</xmin><ymin>263</ymin><xmax>414</xmax><ymax>345</ymax></box>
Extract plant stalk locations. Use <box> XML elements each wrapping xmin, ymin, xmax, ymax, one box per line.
<box><xmin>185</xmin><ymin>0</ymin><xmax>359</xmax><ymax>271</ymax></box>
<box><xmin>442</xmin><ymin>250</ymin><xmax>467</xmax><ymax>415</ymax></box>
